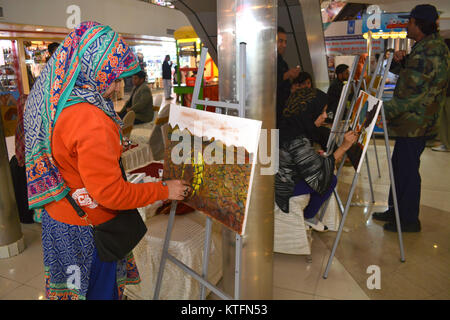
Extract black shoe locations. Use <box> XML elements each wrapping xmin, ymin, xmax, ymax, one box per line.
<box><xmin>383</xmin><ymin>220</ymin><xmax>421</xmax><ymax>233</ymax></box>
<box><xmin>372</xmin><ymin>210</ymin><xmax>394</xmax><ymax>222</ymax></box>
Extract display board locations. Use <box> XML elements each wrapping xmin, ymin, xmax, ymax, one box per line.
<box><xmin>345</xmin><ymin>91</ymin><xmax>382</xmax><ymax>173</ymax></box>
<box><xmin>162</xmin><ymin>104</ymin><xmax>262</xmax><ymax>235</ymax></box>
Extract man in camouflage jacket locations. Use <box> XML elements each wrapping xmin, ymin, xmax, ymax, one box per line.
<box><xmin>373</xmin><ymin>4</ymin><xmax>450</xmax><ymax>232</ymax></box>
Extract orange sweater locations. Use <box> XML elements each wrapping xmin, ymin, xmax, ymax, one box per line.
<box><xmin>44</xmin><ymin>103</ymin><xmax>169</xmax><ymax>226</ymax></box>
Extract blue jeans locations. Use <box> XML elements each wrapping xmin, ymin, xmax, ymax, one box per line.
<box><xmin>293</xmin><ymin>175</ymin><xmax>337</xmax><ymax>219</ymax></box>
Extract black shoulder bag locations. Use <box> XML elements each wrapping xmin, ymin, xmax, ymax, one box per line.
<box><xmin>65</xmin><ymin>159</ymin><xmax>147</xmax><ymax>262</ymax></box>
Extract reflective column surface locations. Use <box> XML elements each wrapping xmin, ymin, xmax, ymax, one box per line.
<box><xmin>218</xmin><ymin>0</ymin><xmax>277</xmax><ymax>299</ymax></box>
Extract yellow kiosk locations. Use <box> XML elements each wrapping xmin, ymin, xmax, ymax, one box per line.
<box><xmin>173</xmin><ymin>26</ymin><xmax>218</xmax><ymax>110</ymax></box>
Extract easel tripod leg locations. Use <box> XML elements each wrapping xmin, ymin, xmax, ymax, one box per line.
<box><xmin>323</xmin><ymin>173</ymin><xmax>359</xmax><ymax>279</ymax></box>
<box><xmin>333</xmin><ymin>153</ymin><xmax>348</xmax><ymax>216</ymax></box>
<box><xmin>372</xmin><ymin>137</ymin><xmax>381</xmax><ymax>178</ymax></box>
<box><xmin>200</xmin><ymin>217</ymin><xmax>213</xmax><ymax>300</ymax></box>
<box><xmin>380</xmin><ymin>107</ymin><xmax>406</xmax><ymax>262</ymax></box>
<box><xmin>365</xmin><ymin>153</ymin><xmax>376</xmax><ymax>203</ymax></box>
<box><xmin>153</xmin><ymin>201</ymin><xmax>178</xmax><ymax>300</ymax></box>
<box><xmin>235</xmin><ymin>234</ymin><xmax>242</xmax><ymax>300</ymax></box>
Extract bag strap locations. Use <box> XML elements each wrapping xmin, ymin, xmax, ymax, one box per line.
<box><xmin>119</xmin><ymin>158</ymin><xmax>128</xmax><ymax>181</ymax></box>
<box><xmin>64</xmin><ymin>193</ymin><xmax>93</xmax><ymax>227</ymax></box>
<box><xmin>65</xmin><ymin>160</ymin><xmax>128</xmax><ymax>226</ymax></box>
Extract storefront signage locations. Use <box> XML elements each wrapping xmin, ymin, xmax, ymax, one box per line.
<box><xmin>362</xmin><ymin>12</ymin><xmax>409</xmax><ymax>34</ymax></box>
<box><xmin>347</xmin><ymin>20</ymin><xmax>355</xmax><ymax>34</ymax></box>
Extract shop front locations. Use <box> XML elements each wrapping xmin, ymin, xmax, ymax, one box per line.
<box><xmin>173</xmin><ymin>26</ymin><xmax>218</xmax><ymax>109</ymax></box>
<box><xmin>0</xmin><ymin>22</ymin><xmax>179</xmax><ymax>138</ymax></box>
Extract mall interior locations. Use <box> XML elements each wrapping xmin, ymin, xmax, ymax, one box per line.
<box><xmin>0</xmin><ymin>0</ymin><xmax>449</xmax><ymax>301</ymax></box>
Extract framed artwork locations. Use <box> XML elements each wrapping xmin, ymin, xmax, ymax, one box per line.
<box><xmin>162</xmin><ymin>105</ymin><xmax>262</xmax><ymax>235</ymax></box>
<box><xmin>345</xmin><ymin>91</ymin><xmax>382</xmax><ymax>173</ymax></box>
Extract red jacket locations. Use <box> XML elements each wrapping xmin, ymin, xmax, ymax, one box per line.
<box><xmin>45</xmin><ymin>103</ymin><xmax>168</xmax><ymax>226</ymax></box>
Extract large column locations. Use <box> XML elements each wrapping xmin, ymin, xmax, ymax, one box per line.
<box><xmin>0</xmin><ymin>116</ymin><xmax>24</xmax><ymax>258</ymax></box>
<box><xmin>218</xmin><ymin>0</ymin><xmax>276</xmax><ymax>299</ymax></box>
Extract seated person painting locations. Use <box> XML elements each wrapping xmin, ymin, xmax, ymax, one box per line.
<box><xmin>284</xmin><ymin>87</ymin><xmax>331</xmax><ymax>151</ymax></box>
<box><xmin>118</xmin><ymin>71</ymin><xmax>154</xmax><ymax>124</ymax></box>
<box><xmin>276</xmin><ymin>88</ymin><xmax>358</xmax><ymax>231</ymax></box>
<box><xmin>291</xmin><ymin>71</ymin><xmax>313</xmax><ymax>91</ymax></box>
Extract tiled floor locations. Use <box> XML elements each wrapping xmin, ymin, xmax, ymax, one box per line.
<box><xmin>1</xmin><ymin>112</ymin><xmax>449</xmax><ymax>300</ymax></box>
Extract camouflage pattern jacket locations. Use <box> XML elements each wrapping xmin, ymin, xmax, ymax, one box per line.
<box><xmin>384</xmin><ymin>32</ymin><xmax>449</xmax><ymax>138</ymax></box>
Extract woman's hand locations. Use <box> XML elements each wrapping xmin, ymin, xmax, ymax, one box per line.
<box><xmin>165</xmin><ymin>180</ymin><xmax>192</xmax><ymax>201</ymax></box>
<box><xmin>333</xmin><ymin>130</ymin><xmax>359</xmax><ymax>161</ymax></box>
<box><xmin>341</xmin><ymin>130</ymin><xmax>359</xmax><ymax>150</ymax></box>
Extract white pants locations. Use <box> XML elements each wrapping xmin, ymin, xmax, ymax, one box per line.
<box><xmin>163</xmin><ymin>79</ymin><xmax>172</xmax><ymax>98</ymax></box>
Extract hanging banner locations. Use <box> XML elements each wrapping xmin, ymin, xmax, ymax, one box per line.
<box><xmin>325</xmin><ymin>36</ymin><xmax>384</xmax><ymax>55</ymax></box>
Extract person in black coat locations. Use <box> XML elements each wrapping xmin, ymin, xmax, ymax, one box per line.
<box><xmin>277</xmin><ymin>26</ymin><xmax>301</xmax><ymax>127</ymax></box>
<box><xmin>162</xmin><ymin>55</ymin><xmax>173</xmax><ymax>100</ymax></box>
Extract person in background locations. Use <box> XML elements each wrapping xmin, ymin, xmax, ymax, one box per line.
<box><xmin>118</xmin><ymin>70</ymin><xmax>154</xmax><ymax>124</ymax></box>
<box><xmin>46</xmin><ymin>42</ymin><xmax>60</xmax><ymax>62</ymax></box>
<box><xmin>354</xmin><ymin>53</ymin><xmax>367</xmax><ymax>82</ymax></box>
<box><xmin>23</xmin><ymin>22</ymin><xmax>190</xmax><ymax>300</ymax></box>
<box><xmin>276</xmin><ymin>87</ymin><xmax>358</xmax><ymax>231</ymax></box>
<box><xmin>291</xmin><ymin>71</ymin><xmax>313</xmax><ymax>92</ymax></box>
<box><xmin>381</xmin><ymin>50</ymin><xmax>399</xmax><ymax>84</ymax></box>
<box><xmin>372</xmin><ymin>4</ymin><xmax>449</xmax><ymax>232</ymax></box>
<box><xmin>327</xmin><ymin>64</ymin><xmax>350</xmax><ymax>121</ymax></box>
<box><xmin>162</xmin><ymin>54</ymin><xmax>173</xmax><ymax>100</ymax></box>
<box><xmin>277</xmin><ymin>26</ymin><xmax>301</xmax><ymax>127</ymax></box>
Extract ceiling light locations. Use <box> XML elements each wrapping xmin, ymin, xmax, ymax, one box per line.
<box><xmin>36</xmin><ymin>28</ymin><xmax>44</xmax><ymax>32</ymax></box>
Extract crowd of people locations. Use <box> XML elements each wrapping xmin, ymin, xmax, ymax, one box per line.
<box><xmin>6</xmin><ymin>3</ymin><xmax>447</xmax><ymax>300</ymax></box>
<box><xmin>275</xmin><ymin>4</ymin><xmax>449</xmax><ymax>234</ymax></box>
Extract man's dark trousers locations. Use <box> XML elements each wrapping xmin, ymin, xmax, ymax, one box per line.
<box><xmin>388</xmin><ymin>137</ymin><xmax>426</xmax><ymax>224</ymax></box>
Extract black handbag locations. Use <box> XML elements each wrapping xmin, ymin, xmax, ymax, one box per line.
<box><xmin>65</xmin><ymin>159</ymin><xmax>147</xmax><ymax>262</ymax></box>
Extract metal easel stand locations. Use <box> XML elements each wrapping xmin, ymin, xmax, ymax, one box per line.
<box><xmin>153</xmin><ymin>44</ymin><xmax>247</xmax><ymax>300</ymax></box>
<box><xmin>350</xmin><ymin>52</ymin><xmax>395</xmax><ymax>207</ymax></box>
<box><xmin>366</xmin><ymin>54</ymin><xmax>385</xmax><ymax>179</ymax></box>
<box><xmin>323</xmin><ymin>55</ymin><xmax>405</xmax><ymax>278</ymax></box>
<box><xmin>322</xmin><ymin>103</ymin><xmax>405</xmax><ymax>279</ymax></box>
<box><xmin>320</xmin><ymin>56</ymin><xmax>368</xmax><ymax>220</ymax></box>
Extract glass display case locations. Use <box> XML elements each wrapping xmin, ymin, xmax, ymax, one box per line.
<box><xmin>0</xmin><ymin>40</ymin><xmax>21</xmax><ymax>137</ymax></box>
<box><xmin>131</xmin><ymin>41</ymin><xmax>176</xmax><ymax>87</ymax></box>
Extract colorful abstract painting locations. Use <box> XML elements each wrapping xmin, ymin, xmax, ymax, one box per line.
<box><xmin>346</xmin><ymin>91</ymin><xmax>382</xmax><ymax>173</ymax></box>
<box><xmin>163</xmin><ymin>105</ymin><xmax>262</xmax><ymax>235</ymax></box>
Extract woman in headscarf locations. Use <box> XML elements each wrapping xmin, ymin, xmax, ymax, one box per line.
<box><xmin>276</xmin><ymin>88</ymin><xmax>358</xmax><ymax>231</ymax></box>
<box><xmin>281</xmin><ymin>87</ymin><xmax>331</xmax><ymax>150</ymax></box>
<box><xmin>24</xmin><ymin>22</ymin><xmax>190</xmax><ymax>300</ymax></box>
<box><xmin>291</xmin><ymin>71</ymin><xmax>313</xmax><ymax>91</ymax></box>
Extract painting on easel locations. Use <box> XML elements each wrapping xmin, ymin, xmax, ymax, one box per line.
<box><xmin>326</xmin><ymin>81</ymin><xmax>351</xmax><ymax>152</ymax></box>
<box><xmin>345</xmin><ymin>91</ymin><xmax>382</xmax><ymax>173</ymax></box>
<box><xmin>162</xmin><ymin>105</ymin><xmax>262</xmax><ymax>235</ymax></box>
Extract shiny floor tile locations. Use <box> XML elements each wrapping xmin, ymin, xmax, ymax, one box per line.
<box><xmin>273</xmin><ymin>286</ymin><xmax>315</xmax><ymax>300</ymax></box>
<box><xmin>316</xmin><ymin>139</ymin><xmax>450</xmax><ymax>300</ymax></box>
<box><xmin>1</xmin><ymin>284</ymin><xmax>46</xmax><ymax>300</ymax></box>
<box><xmin>0</xmin><ymin>276</ymin><xmax>22</xmax><ymax>299</ymax></box>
